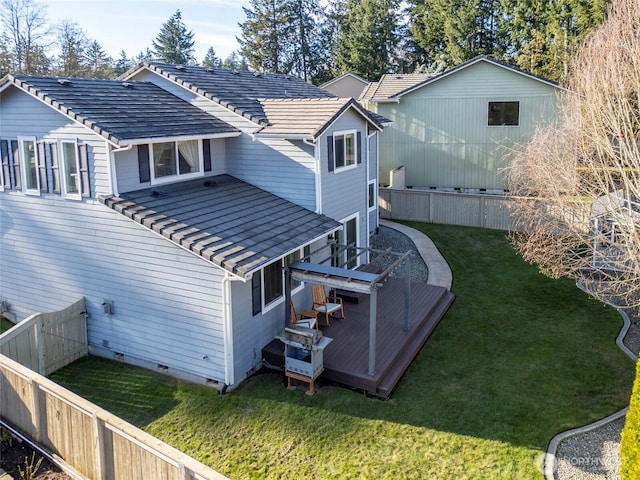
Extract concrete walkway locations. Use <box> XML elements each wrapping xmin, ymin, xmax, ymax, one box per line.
<box><xmin>380</xmin><ymin>220</ymin><xmax>452</xmax><ymax>291</ymax></box>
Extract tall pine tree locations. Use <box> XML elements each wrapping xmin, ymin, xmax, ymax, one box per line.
<box><xmin>335</xmin><ymin>0</ymin><xmax>400</xmax><ymax>81</ymax></box>
<box><xmin>84</xmin><ymin>40</ymin><xmax>113</xmax><ymax>78</ymax></box>
<box><xmin>408</xmin><ymin>0</ymin><xmax>505</xmax><ymax>69</ymax></box>
<box><xmin>502</xmin><ymin>0</ymin><xmax>608</xmax><ymax>80</ymax></box>
<box><xmin>202</xmin><ymin>46</ymin><xmax>221</xmax><ymax>68</ymax></box>
<box><xmin>152</xmin><ymin>10</ymin><xmax>195</xmax><ymax>65</ymax></box>
<box><xmin>238</xmin><ymin>0</ymin><xmax>289</xmax><ymax>72</ymax></box>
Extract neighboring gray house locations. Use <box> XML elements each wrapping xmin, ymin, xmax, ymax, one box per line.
<box><xmin>0</xmin><ymin>66</ymin><xmax>383</xmax><ymax>391</ymax></box>
<box><xmin>360</xmin><ymin>56</ymin><xmax>563</xmax><ymax>193</ymax></box>
<box><xmin>320</xmin><ymin>72</ymin><xmax>370</xmax><ymax>100</ymax></box>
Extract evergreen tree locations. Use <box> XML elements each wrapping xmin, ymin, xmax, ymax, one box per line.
<box><xmin>502</xmin><ymin>0</ymin><xmax>608</xmax><ymax>81</ymax></box>
<box><xmin>55</xmin><ymin>19</ymin><xmax>87</xmax><ymax>77</ymax></box>
<box><xmin>113</xmin><ymin>50</ymin><xmax>132</xmax><ymax>77</ymax></box>
<box><xmin>408</xmin><ymin>0</ymin><xmax>505</xmax><ymax>68</ymax></box>
<box><xmin>152</xmin><ymin>9</ymin><xmax>195</xmax><ymax>64</ymax></box>
<box><xmin>283</xmin><ymin>0</ymin><xmax>326</xmax><ymax>81</ymax></box>
<box><xmin>238</xmin><ymin>0</ymin><xmax>289</xmax><ymax>72</ymax></box>
<box><xmin>84</xmin><ymin>40</ymin><xmax>113</xmax><ymax>78</ymax></box>
<box><xmin>222</xmin><ymin>50</ymin><xmax>250</xmax><ymax>71</ymax></box>
<box><xmin>202</xmin><ymin>46</ymin><xmax>221</xmax><ymax>68</ymax></box>
<box><xmin>135</xmin><ymin>48</ymin><xmax>155</xmax><ymax>63</ymax></box>
<box><xmin>335</xmin><ymin>0</ymin><xmax>400</xmax><ymax>81</ymax></box>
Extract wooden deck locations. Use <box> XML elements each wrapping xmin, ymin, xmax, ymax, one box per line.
<box><xmin>262</xmin><ymin>279</ymin><xmax>455</xmax><ymax>398</ymax></box>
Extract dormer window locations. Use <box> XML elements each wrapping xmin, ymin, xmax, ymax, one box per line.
<box><xmin>151</xmin><ymin>140</ymin><xmax>201</xmax><ymax>182</ymax></box>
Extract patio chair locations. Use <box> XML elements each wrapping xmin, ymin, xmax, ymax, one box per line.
<box><xmin>311</xmin><ymin>284</ymin><xmax>345</xmax><ymax>326</ymax></box>
<box><xmin>290</xmin><ymin>302</ymin><xmax>318</xmax><ymax>330</ymax></box>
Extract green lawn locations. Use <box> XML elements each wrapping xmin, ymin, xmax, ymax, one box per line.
<box><xmin>0</xmin><ymin>317</ymin><xmax>14</xmax><ymax>334</ymax></box>
<box><xmin>50</xmin><ymin>223</ymin><xmax>635</xmax><ymax>479</ymax></box>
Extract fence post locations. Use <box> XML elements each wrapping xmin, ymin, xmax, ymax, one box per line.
<box><xmin>29</xmin><ymin>378</ymin><xmax>42</xmax><ymax>443</ymax></box>
<box><xmin>92</xmin><ymin>413</ymin><xmax>106</xmax><ymax>479</ymax></box>
<box><xmin>36</xmin><ymin>316</ymin><xmax>46</xmax><ymax>376</ymax></box>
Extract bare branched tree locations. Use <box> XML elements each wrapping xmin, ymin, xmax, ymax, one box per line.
<box><xmin>0</xmin><ymin>0</ymin><xmax>50</xmax><ymax>74</ymax></box>
<box><xmin>506</xmin><ymin>0</ymin><xmax>640</xmax><ymax>309</ymax></box>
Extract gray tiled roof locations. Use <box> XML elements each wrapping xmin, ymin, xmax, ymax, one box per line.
<box><xmin>360</xmin><ymin>56</ymin><xmax>561</xmax><ymax>102</ymax></box>
<box><xmin>5</xmin><ymin>75</ymin><xmax>239</xmax><ymax>145</ymax></box>
<box><xmin>359</xmin><ymin>73</ymin><xmax>433</xmax><ymax>101</ymax></box>
<box><xmin>136</xmin><ymin>62</ymin><xmax>336</xmax><ymax>126</ymax></box>
<box><xmin>256</xmin><ymin>97</ymin><xmax>383</xmax><ymax>138</ymax></box>
<box><xmin>99</xmin><ymin>175</ymin><xmax>341</xmax><ymax>277</ymax></box>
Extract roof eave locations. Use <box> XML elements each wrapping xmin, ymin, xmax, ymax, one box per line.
<box><xmin>120</xmin><ymin>131</ymin><xmax>242</xmax><ymax>146</ymax></box>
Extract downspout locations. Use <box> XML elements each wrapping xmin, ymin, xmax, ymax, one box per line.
<box><xmin>222</xmin><ymin>273</ymin><xmax>237</xmax><ymax>390</ymax></box>
<box><xmin>366</xmin><ymin>130</ymin><xmax>377</xmax><ymax>262</ymax></box>
<box><xmin>304</xmin><ymin>137</ymin><xmax>322</xmax><ymax>214</ymax></box>
<box><xmin>108</xmin><ymin>143</ymin><xmax>133</xmax><ymax>196</ymax></box>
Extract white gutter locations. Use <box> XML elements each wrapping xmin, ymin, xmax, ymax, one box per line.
<box><xmin>122</xmin><ymin>132</ymin><xmax>241</xmax><ymax>146</ymax></box>
<box><xmin>366</xmin><ymin>129</ymin><xmax>376</xmax><ymax>257</ymax></box>
<box><xmin>252</xmin><ymin>133</ymin><xmax>315</xmax><ymax>141</ymax></box>
<box><xmin>108</xmin><ymin>143</ymin><xmax>133</xmax><ymax>196</ymax></box>
<box><xmin>222</xmin><ymin>273</ymin><xmax>240</xmax><ymax>388</ymax></box>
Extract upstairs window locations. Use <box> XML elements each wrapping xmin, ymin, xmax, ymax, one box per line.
<box><xmin>151</xmin><ymin>140</ymin><xmax>201</xmax><ymax>182</ymax></box>
<box><xmin>488</xmin><ymin>101</ymin><xmax>520</xmax><ymax>126</ymax></box>
<box><xmin>368</xmin><ymin>180</ymin><xmax>377</xmax><ymax>211</ymax></box>
<box><xmin>18</xmin><ymin>137</ymin><xmax>39</xmax><ymax>194</ymax></box>
<box><xmin>59</xmin><ymin>140</ymin><xmax>81</xmax><ymax>198</ymax></box>
<box><xmin>334</xmin><ymin>131</ymin><xmax>356</xmax><ymax>171</ymax></box>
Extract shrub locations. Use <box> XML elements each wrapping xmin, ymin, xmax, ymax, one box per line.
<box><xmin>621</xmin><ymin>357</ymin><xmax>640</xmax><ymax>480</ymax></box>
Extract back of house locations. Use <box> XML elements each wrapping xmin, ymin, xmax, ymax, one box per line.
<box><xmin>0</xmin><ymin>64</ymin><xmax>383</xmax><ymax>390</ymax></box>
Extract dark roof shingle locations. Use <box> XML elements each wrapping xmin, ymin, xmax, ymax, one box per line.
<box><xmin>99</xmin><ymin>175</ymin><xmax>341</xmax><ymax>277</ymax></box>
<box><xmin>138</xmin><ymin>62</ymin><xmax>336</xmax><ymax>126</ymax></box>
<box><xmin>7</xmin><ymin>75</ymin><xmax>239</xmax><ymax>145</ymax></box>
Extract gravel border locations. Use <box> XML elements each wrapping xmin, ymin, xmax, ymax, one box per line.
<box><xmin>369</xmin><ymin>225</ymin><xmax>429</xmax><ymax>283</ymax></box>
<box><xmin>552</xmin><ymin>306</ymin><xmax>639</xmax><ymax>480</ymax></box>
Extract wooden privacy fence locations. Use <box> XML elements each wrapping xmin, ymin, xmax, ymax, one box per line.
<box><xmin>379</xmin><ymin>188</ymin><xmax>515</xmax><ymax>230</ymax></box>
<box><xmin>0</xmin><ymin>297</ymin><xmax>88</xmax><ymax>375</ymax></box>
<box><xmin>0</xmin><ymin>300</ymin><xmax>228</xmax><ymax>480</ymax></box>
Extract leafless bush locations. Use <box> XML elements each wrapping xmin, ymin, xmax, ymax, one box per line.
<box><xmin>506</xmin><ymin>0</ymin><xmax>640</xmax><ymax>308</ymax></box>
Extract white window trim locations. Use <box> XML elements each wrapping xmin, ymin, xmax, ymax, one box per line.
<box><xmin>338</xmin><ymin>213</ymin><xmax>360</xmax><ymax>269</ymax></box>
<box><xmin>18</xmin><ymin>136</ymin><xmax>40</xmax><ymax>195</ymax></box>
<box><xmin>58</xmin><ymin>139</ymin><xmax>82</xmax><ymax>200</ymax></box>
<box><xmin>150</xmin><ymin>140</ymin><xmax>204</xmax><ymax>185</ymax></box>
<box><xmin>259</xmin><ymin>248</ymin><xmax>305</xmax><ymax>314</ymax></box>
<box><xmin>368</xmin><ymin>179</ymin><xmax>377</xmax><ymax>212</ymax></box>
<box><xmin>333</xmin><ymin>129</ymin><xmax>358</xmax><ymax>173</ymax></box>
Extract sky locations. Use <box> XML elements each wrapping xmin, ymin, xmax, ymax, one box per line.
<box><xmin>40</xmin><ymin>0</ymin><xmax>252</xmax><ymax>63</ymax></box>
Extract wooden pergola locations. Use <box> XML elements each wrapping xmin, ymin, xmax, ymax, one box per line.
<box><xmin>284</xmin><ymin>243</ymin><xmax>413</xmax><ymax>376</ymax></box>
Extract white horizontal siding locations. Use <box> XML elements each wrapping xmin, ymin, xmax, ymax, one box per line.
<box><xmin>0</xmin><ymin>86</ymin><xmax>112</xmax><ymax>196</ymax></box>
<box><xmin>128</xmin><ymin>69</ymin><xmax>319</xmax><ymax>209</ymax></box>
<box><xmin>0</xmin><ymin>194</ymin><xmax>227</xmax><ymax>382</ymax></box>
<box><xmin>319</xmin><ymin>110</ymin><xmax>370</xmax><ymax>249</ymax></box>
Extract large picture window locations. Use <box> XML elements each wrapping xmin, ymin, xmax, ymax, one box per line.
<box><xmin>151</xmin><ymin>140</ymin><xmax>201</xmax><ymax>181</ymax></box>
<box><xmin>59</xmin><ymin>140</ymin><xmax>81</xmax><ymax>198</ymax></box>
<box><xmin>334</xmin><ymin>131</ymin><xmax>356</xmax><ymax>171</ymax></box>
<box><xmin>488</xmin><ymin>101</ymin><xmax>520</xmax><ymax>126</ymax></box>
<box><xmin>18</xmin><ymin>137</ymin><xmax>39</xmax><ymax>194</ymax></box>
